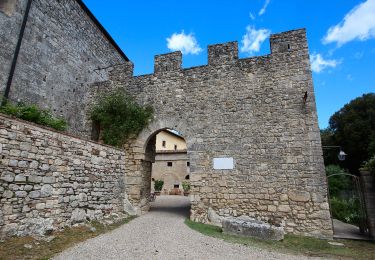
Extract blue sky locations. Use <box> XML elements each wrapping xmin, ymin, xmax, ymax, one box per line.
<box><xmin>83</xmin><ymin>0</ymin><xmax>375</xmax><ymax>129</ymax></box>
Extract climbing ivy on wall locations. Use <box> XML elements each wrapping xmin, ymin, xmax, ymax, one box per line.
<box><xmin>90</xmin><ymin>88</ymin><xmax>153</xmax><ymax>147</ymax></box>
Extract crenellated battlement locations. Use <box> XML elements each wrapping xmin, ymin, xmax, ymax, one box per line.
<box><xmin>208</xmin><ymin>41</ymin><xmax>238</xmax><ymax>66</ymax></box>
<box><xmin>154</xmin><ymin>51</ymin><xmax>182</xmax><ymax>73</ymax></box>
<box><xmin>109</xmin><ymin>28</ymin><xmax>308</xmax><ymax>80</ymax></box>
<box><xmin>270</xmin><ymin>28</ymin><xmax>307</xmax><ymax>54</ymax></box>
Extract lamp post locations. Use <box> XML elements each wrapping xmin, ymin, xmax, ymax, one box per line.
<box><xmin>322</xmin><ymin>146</ymin><xmax>347</xmax><ymax>161</ymax></box>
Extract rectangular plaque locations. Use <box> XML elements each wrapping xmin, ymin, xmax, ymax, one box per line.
<box><xmin>213</xmin><ymin>157</ymin><xmax>234</xmax><ymax>170</ymax></box>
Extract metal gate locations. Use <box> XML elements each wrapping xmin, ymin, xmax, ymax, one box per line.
<box><xmin>327</xmin><ymin>173</ymin><xmax>369</xmax><ymax>237</ymax></box>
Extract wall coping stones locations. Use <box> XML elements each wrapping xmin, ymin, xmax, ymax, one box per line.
<box><xmin>0</xmin><ymin>113</ymin><xmax>123</xmax><ymax>152</ymax></box>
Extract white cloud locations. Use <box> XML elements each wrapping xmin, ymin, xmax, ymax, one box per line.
<box><xmin>323</xmin><ymin>0</ymin><xmax>375</xmax><ymax>46</ymax></box>
<box><xmin>166</xmin><ymin>31</ymin><xmax>202</xmax><ymax>55</ymax></box>
<box><xmin>347</xmin><ymin>74</ymin><xmax>354</xmax><ymax>81</ymax></box>
<box><xmin>258</xmin><ymin>0</ymin><xmax>270</xmax><ymax>16</ymax></box>
<box><xmin>249</xmin><ymin>12</ymin><xmax>255</xmax><ymax>20</ymax></box>
<box><xmin>240</xmin><ymin>26</ymin><xmax>271</xmax><ymax>54</ymax></box>
<box><xmin>310</xmin><ymin>53</ymin><xmax>340</xmax><ymax>73</ymax></box>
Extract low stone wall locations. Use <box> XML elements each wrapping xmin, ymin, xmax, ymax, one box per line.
<box><xmin>0</xmin><ymin>114</ymin><xmax>127</xmax><ymax>238</ymax></box>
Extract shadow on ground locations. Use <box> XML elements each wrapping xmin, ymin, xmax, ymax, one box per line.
<box><xmin>149</xmin><ymin>195</ymin><xmax>191</xmax><ymax>218</ymax></box>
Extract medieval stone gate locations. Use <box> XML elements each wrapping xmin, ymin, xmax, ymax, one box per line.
<box><xmin>0</xmin><ymin>1</ymin><xmax>333</xmax><ymax>239</ymax></box>
<box><xmin>91</xmin><ymin>29</ymin><xmax>333</xmax><ymax>238</ymax></box>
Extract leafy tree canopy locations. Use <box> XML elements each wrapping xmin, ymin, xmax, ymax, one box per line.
<box><xmin>322</xmin><ymin>93</ymin><xmax>375</xmax><ymax>173</ymax></box>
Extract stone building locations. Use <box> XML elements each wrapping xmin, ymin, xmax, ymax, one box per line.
<box><xmin>102</xmin><ymin>29</ymin><xmax>333</xmax><ymax>238</ymax></box>
<box><xmin>151</xmin><ymin>130</ymin><xmax>190</xmax><ymax>194</ymax></box>
<box><xmin>0</xmin><ymin>0</ymin><xmax>333</xmax><ymax>238</ymax></box>
<box><xmin>0</xmin><ymin>0</ymin><xmax>128</xmax><ymax>137</ymax></box>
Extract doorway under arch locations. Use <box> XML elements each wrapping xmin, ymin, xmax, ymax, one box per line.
<box><xmin>123</xmin><ymin>125</ymin><xmax>191</xmax><ymax>215</ymax></box>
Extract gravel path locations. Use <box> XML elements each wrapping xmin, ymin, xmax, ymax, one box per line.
<box><xmin>54</xmin><ymin>196</ymin><xmax>317</xmax><ymax>260</ymax></box>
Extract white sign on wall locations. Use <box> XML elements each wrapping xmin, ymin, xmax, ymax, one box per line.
<box><xmin>213</xmin><ymin>157</ymin><xmax>234</xmax><ymax>170</ymax></box>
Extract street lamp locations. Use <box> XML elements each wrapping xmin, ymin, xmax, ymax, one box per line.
<box><xmin>322</xmin><ymin>146</ymin><xmax>347</xmax><ymax>161</ymax></box>
<box><xmin>337</xmin><ymin>149</ymin><xmax>347</xmax><ymax>161</ymax></box>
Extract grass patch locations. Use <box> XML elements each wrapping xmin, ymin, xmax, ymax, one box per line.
<box><xmin>185</xmin><ymin>219</ymin><xmax>375</xmax><ymax>259</ymax></box>
<box><xmin>0</xmin><ymin>216</ymin><xmax>135</xmax><ymax>260</ymax></box>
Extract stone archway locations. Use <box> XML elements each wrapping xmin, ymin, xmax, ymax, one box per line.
<box><xmin>123</xmin><ymin>118</ymin><xmax>191</xmax><ymax>214</ymax></box>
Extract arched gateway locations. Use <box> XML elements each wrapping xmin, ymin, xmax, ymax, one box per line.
<box><xmin>90</xmin><ymin>29</ymin><xmax>333</xmax><ymax>238</ymax></box>
<box><xmin>122</xmin><ymin>118</ymin><xmax>191</xmax><ymax>214</ymax></box>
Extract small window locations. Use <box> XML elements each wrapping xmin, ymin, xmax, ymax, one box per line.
<box><xmin>151</xmin><ymin>178</ymin><xmax>155</xmax><ymax>181</ymax></box>
<box><xmin>174</xmin><ymin>184</ymin><xmax>179</xmax><ymax>188</ymax></box>
<box><xmin>185</xmin><ymin>175</ymin><xmax>190</xmax><ymax>180</ymax></box>
<box><xmin>162</xmin><ymin>140</ymin><xmax>166</xmax><ymax>148</ymax></box>
<box><xmin>287</xmin><ymin>44</ymin><xmax>291</xmax><ymax>51</ymax></box>
<box><xmin>187</xmin><ymin>162</ymin><xmax>190</xmax><ymax>167</ymax></box>
<box><xmin>167</xmin><ymin>162</ymin><xmax>172</xmax><ymax>167</ymax></box>
<box><xmin>174</xmin><ymin>145</ymin><xmax>177</xmax><ymax>150</ymax></box>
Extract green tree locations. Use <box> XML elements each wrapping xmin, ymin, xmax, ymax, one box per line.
<box><xmin>322</xmin><ymin>93</ymin><xmax>375</xmax><ymax>173</ymax></box>
<box><xmin>325</xmin><ymin>165</ymin><xmax>351</xmax><ymax>198</ymax></box>
<box><xmin>90</xmin><ymin>88</ymin><xmax>153</xmax><ymax>147</ymax></box>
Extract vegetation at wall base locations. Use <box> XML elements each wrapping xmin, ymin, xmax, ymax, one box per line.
<box><xmin>326</xmin><ymin>165</ymin><xmax>361</xmax><ymax>225</ymax></box>
<box><xmin>154</xmin><ymin>179</ymin><xmax>164</xmax><ymax>191</ymax></box>
<box><xmin>361</xmin><ymin>155</ymin><xmax>375</xmax><ymax>175</ymax></box>
<box><xmin>0</xmin><ymin>99</ymin><xmax>67</xmax><ymax>131</ymax></box>
<box><xmin>182</xmin><ymin>181</ymin><xmax>190</xmax><ymax>192</ymax></box>
<box><xmin>0</xmin><ymin>216</ymin><xmax>135</xmax><ymax>260</ymax></box>
<box><xmin>185</xmin><ymin>219</ymin><xmax>375</xmax><ymax>259</ymax></box>
<box><xmin>90</xmin><ymin>88</ymin><xmax>153</xmax><ymax>147</ymax></box>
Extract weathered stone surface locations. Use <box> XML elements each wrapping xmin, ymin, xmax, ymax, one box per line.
<box><xmin>15</xmin><ymin>191</ymin><xmax>28</xmax><ymax>198</ymax></box>
<box><xmin>29</xmin><ymin>190</ymin><xmax>41</xmax><ymax>199</ymax></box>
<box><xmin>71</xmin><ymin>208</ymin><xmax>87</xmax><ymax>223</ymax></box>
<box><xmin>207</xmin><ymin>207</ymin><xmax>223</xmax><ymax>227</ymax></box>
<box><xmin>222</xmin><ymin>217</ymin><xmax>284</xmax><ymax>241</ymax></box>
<box><xmin>19</xmin><ymin>218</ymin><xmax>54</xmax><ymax>236</ymax></box>
<box><xmin>0</xmin><ymin>0</ymin><xmax>127</xmax><ymax>137</ymax></box>
<box><xmin>0</xmin><ymin>115</ymin><xmax>127</xmax><ymax>238</ymax></box>
<box><xmin>15</xmin><ymin>175</ymin><xmax>26</xmax><ymax>182</ymax></box>
<box><xmin>288</xmin><ymin>191</ymin><xmax>310</xmax><ymax>202</ymax></box>
<box><xmin>278</xmin><ymin>205</ymin><xmax>291</xmax><ymax>213</ymax></box>
<box><xmin>36</xmin><ymin>203</ymin><xmax>46</xmax><ymax>210</ymax></box>
<box><xmin>123</xmin><ymin>197</ymin><xmax>137</xmax><ymax>216</ymax></box>
<box><xmin>1</xmin><ymin>172</ymin><xmax>14</xmax><ymax>182</ymax></box>
<box><xmin>3</xmin><ymin>190</ymin><xmax>14</xmax><ymax>198</ymax></box>
<box><xmin>101</xmin><ymin>28</ymin><xmax>333</xmax><ymax>238</ymax></box>
<box><xmin>43</xmin><ymin>176</ymin><xmax>56</xmax><ymax>184</ymax></box>
<box><xmin>28</xmin><ymin>175</ymin><xmax>42</xmax><ymax>183</ymax></box>
<box><xmin>41</xmin><ymin>185</ymin><xmax>53</xmax><ymax>197</ymax></box>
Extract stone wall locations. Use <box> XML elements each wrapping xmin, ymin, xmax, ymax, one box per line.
<box><xmin>0</xmin><ymin>0</ymin><xmax>128</xmax><ymax>137</ymax></box>
<box><xmin>94</xmin><ymin>29</ymin><xmax>333</xmax><ymax>238</ymax></box>
<box><xmin>0</xmin><ymin>114</ymin><xmax>127</xmax><ymax>238</ymax></box>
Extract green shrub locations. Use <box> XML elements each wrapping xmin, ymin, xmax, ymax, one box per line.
<box><xmin>154</xmin><ymin>180</ymin><xmax>164</xmax><ymax>191</ymax></box>
<box><xmin>0</xmin><ymin>100</ymin><xmax>67</xmax><ymax>131</ymax></box>
<box><xmin>330</xmin><ymin>196</ymin><xmax>361</xmax><ymax>225</ymax></box>
<box><xmin>182</xmin><ymin>181</ymin><xmax>190</xmax><ymax>192</ymax></box>
<box><xmin>326</xmin><ymin>165</ymin><xmax>352</xmax><ymax>198</ymax></box>
<box><xmin>90</xmin><ymin>88</ymin><xmax>153</xmax><ymax>147</ymax></box>
<box><xmin>360</xmin><ymin>155</ymin><xmax>375</xmax><ymax>173</ymax></box>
